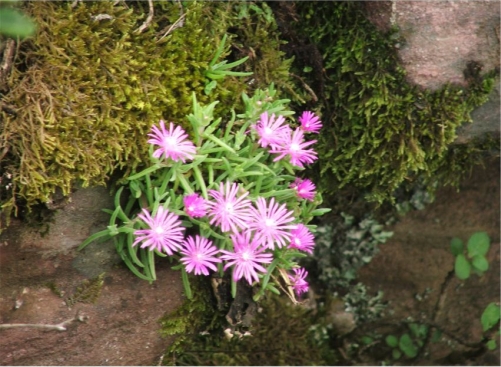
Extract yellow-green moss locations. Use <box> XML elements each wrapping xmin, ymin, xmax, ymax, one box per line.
<box><xmin>0</xmin><ymin>1</ymin><xmax>296</xmax><ymax>231</ymax></box>
<box><xmin>0</xmin><ymin>1</ymin><xmax>216</xmax><ymax>214</ymax></box>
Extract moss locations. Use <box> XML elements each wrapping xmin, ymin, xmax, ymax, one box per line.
<box><xmin>283</xmin><ymin>2</ymin><xmax>497</xmax><ymax>205</ymax></box>
<box><xmin>0</xmin><ymin>1</ymin><xmax>296</xmax><ymax>231</ymax></box>
<box><xmin>65</xmin><ymin>272</ymin><xmax>105</xmax><ymax>307</ymax></box>
<box><xmin>162</xmin><ymin>294</ymin><xmax>338</xmax><ymax>366</ymax></box>
<box><xmin>159</xmin><ymin>275</ymin><xmax>223</xmax><ymax>360</ymax></box>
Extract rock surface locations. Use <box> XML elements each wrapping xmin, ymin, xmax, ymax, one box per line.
<box><xmin>363</xmin><ymin>1</ymin><xmax>500</xmax><ymax>143</ymax></box>
<box><xmin>0</xmin><ymin>187</ymin><xmax>184</xmax><ymax>366</ymax></box>
<box><xmin>364</xmin><ymin>0</ymin><xmax>500</xmax><ymax>90</ymax></box>
<box><xmin>358</xmin><ymin>157</ymin><xmax>500</xmax><ymax>365</ymax></box>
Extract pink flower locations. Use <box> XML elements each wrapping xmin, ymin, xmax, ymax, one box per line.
<box><xmin>249</xmin><ymin>197</ymin><xmax>297</xmax><ymax>250</ymax></box>
<box><xmin>290</xmin><ymin>178</ymin><xmax>316</xmax><ymax>201</ymax></box>
<box><xmin>288</xmin><ymin>267</ymin><xmax>309</xmax><ymax>296</ymax></box>
<box><xmin>183</xmin><ymin>193</ymin><xmax>207</xmax><ymax>218</ymax></box>
<box><xmin>253</xmin><ymin>112</ymin><xmax>291</xmax><ymax>148</ymax></box>
<box><xmin>220</xmin><ymin>231</ymin><xmax>273</xmax><ymax>285</ymax></box>
<box><xmin>179</xmin><ymin>235</ymin><xmax>222</xmax><ymax>276</ymax></box>
<box><xmin>298</xmin><ymin>111</ymin><xmax>322</xmax><ymax>133</ymax></box>
<box><xmin>207</xmin><ymin>182</ymin><xmax>253</xmax><ymax>234</ymax></box>
<box><xmin>148</xmin><ymin>120</ymin><xmax>197</xmax><ymax>162</ymax></box>
<box><xmin>269</xmin><ymin>128</ymin><xmax>318</xmax><ymax>168</ymax></box>
<box><xmin>289</xmin><ymin>224</ymin><xmax>315</xmax><ymax>254</ymax></box>
<box><xmin>133</xmin><ymin>206</ymin><xmax>185</xmax><ymax>255</ymax></box>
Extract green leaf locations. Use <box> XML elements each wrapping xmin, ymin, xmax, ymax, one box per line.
<box><xmin>481</xmin><ymin>303</ymin><xmax>500</xmax><ymax>332</ymax></box>
<box><xmin>385</xmin><ymin>334</ymin><xmax>398</xmax><ymax>348</ymax></box>
<box><xmin>454</xmin><ymin>254</ymin><xmax>471</xmax><ymax>280</ymax></box>
<box><xmin>399</xmin><ymin>333</ymin><xmax>418</xmax><ymax>358</ymax></box>
<box><xmin>181</xmin><ymin>268</ymin><xmax>192</xmax><ymax>299</ymax></box>
<box><xmin>467</xmin><ymin>231</ymin><xmax>490</xmax><ymax>257</ymax></box>
<box><xmin>450</xmin><ymin>237</ymin><xmax>464</xmax><ymax>256</ymax></box>
<box><xmin>486</xmin><ymin>339</ymin><xmax>497</xmax><ymax>351</ymax></box>
<box><xmin>431</xmin><ymin>329</ymin><xmax>442</xmax><ymax>343</ymax></box>
<box><xmin>361</xmin><ymin>336</ymin><xmax>373</xmax><ymax>345</ymax></box>
<box><xmin>204</xmin><ymin>80</ymin><xmax>217</xmax><ymax>95</ymax></box>
<box><xmin>392</xmin><ymin>348</ymin><xmax>402</xmax><ymax>360</ymax></box>
<box><xmin>471</xmin><ymin>255</ymin><xmax>489</xmax><ymax>272</ymax></box>
<box><xmin>0</xmin><ymin>8</ymin><xmax>36</xmax><ymax>38</ymax></box>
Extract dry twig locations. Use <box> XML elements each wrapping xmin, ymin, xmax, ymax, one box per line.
<box><xmin>135</xmin><ymin>0</ymin><xmax>154</xmax><ymax>34</ymax></box>
<box><xmin>157</xmin><ymin>0</ymin><xmax>186</xmax><ymax>42</ymax></box>
<box><xmin>0</xmin><ymin>311</ymin><xmax>87</xmax><ymax>332</ymax></box>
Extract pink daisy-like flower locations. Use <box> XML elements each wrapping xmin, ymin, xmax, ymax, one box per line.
<box><xmin>183</xmin><ymin>193</ymin><xmax>207</xmax><ymax>218</ymax></box>
<box><xmin>289</xmin><ymin>177</ymin><xmax>316</xmax><ymax>201</ymax></box>
<box><xmin>148</xmin><ymin>120</ymin><xmax>197</xmax><ymax>163</ymax></box>
<box><xmin>179</xmin><ymin>235</ymin><xmax>222</xmax><ymax>276</ymax></box>
<box><xmin>207</xmin><ymin>182</ymin><xmax>253</xmax><ymax>234</ymax></box>
<box><xmin>220</xmin><ymin>231</ymin><xmax>273</xmax><ymax>285</ymax></box>
<box><xmin>288</xmin><ymin>267</ymin><xmax>309</xmax><ymax>296</ymax></box>
<box><xmin>269</xmin><ymin>128</ymin><xmax>318</xmax><ymax>168</ymax></box>
<box><xmin>298</xmin><ymin>111</ymin><xmax>322</xmax><ymax>133</ymax></box>
<box><xmin>249</xmin><ymin>197</ymin><xmax>297</xmax><ymax>250</ymax></box>
<box><xmin>133</xmin><ymin>206</ymin><xmax>185</xmax><ymax>255</ymax></box>
<box><xmin>253</xmin><ymin>112</ymin><xmax>291</xmax><ymax>149</ymax></box>
<box><xmin>289</xmin><ymin>224</ymin><xmax>315</xmax><ymax>254</ymax></box>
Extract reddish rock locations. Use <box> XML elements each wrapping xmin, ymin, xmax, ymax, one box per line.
<box><xmin>0</xmin><ymin>187</ymin><xmax>185</xmax><ymax>365</ymax></box>
<box><xmin>364</xmin><ymin>1</ymin><xmax>500</xmax><ymax>90</ymax></box>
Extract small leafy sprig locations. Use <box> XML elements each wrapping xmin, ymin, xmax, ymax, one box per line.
<box><xmin>79</xmin><ymin>84</ymin><xmax>330</xmax><ymax>303</ymax></box>
<box><xmin>450</xmin><ymin>231</ymin><xmax>491</xmax><ymax>280</ymax></box>
<box><xmin>204</xmin><ymin>34</ymin><xmax>253</xmax><ymax>95</ymax></box>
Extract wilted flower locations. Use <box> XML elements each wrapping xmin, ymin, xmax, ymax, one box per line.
<box><xmin>220</xmin><ymin>231</ymin><xmax>273</xmax><ymax>285</ymax></box>
<box><xmin>289</xmin><ymin>177</ymin><xmax>316</xmax><ymax>201</ymax></box>
<box><xmin>148</xmin><ymin>120</ymin><xmax>197</xmax><ymax>162</ymax></box>
<box><xmin>133</xmin><ymin>206</ymin><xmax>185</xmax><ymax>255</ymax></box>
<box><xmin>207</xmin><ymin>181</ymin><xmax>253</xmax><ymax>234</ymax></box>
<box><xmin>288</xmin><ymin>267</ymin><xmax>309</xmax><ymax>296</ymax></box>
<box><xmin>249</xmin><ymin>197</ymin><xmax>297</xmax><ymax>250</ymax></box>
<box><xmin>180</xmin><ymin>235</ymin><xmax>221</xmax><ymax>276</ymax></box>
<box><xmin>183</xmin><ymin>193</ymin><xmax>207</xmax><ymax>218</ymax></box>
<box><xmin>288</xmin><ymin>224</ymin><xmax>315</xmax><ymax>254</ymax></box>
<box><xmin>253</xmin><ymin>112</ymin><xmax>291</xmax><ymax>149</ymax></box>
<box><xmin>269</xmin><ymin>128</ymin><xmax>318</xmax><ymax>168</ymax></box>
<box><xmin>298</xmin><ymin>111</ymin><xmax>322</xmax><ymax>133</ymax></box>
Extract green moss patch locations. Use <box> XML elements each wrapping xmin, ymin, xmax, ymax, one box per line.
<box><xmin>285</xmin><ymin>2</ymin><xmax>497</xmax><ymax>205</ymax></box>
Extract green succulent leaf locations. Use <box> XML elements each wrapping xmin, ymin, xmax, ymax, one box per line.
<box><xmin>454</xmin><ymin>254</ymin><xmax>471</xmax><ymax>280</ymax></box>
<box><xmin>385</xmin><ymin>334</ymin><xmax>398</xmax><ymax>348</ymax></box>
<box><xmin>450</xmin><ymin>237</ymin><xmax>464</xmax><ymax>256</ymax></box>
<box><xmin>471</xmin><ymin>254</ymin><xmax>489</xmax><ymax>272</ymax></box>
<box><xmin>0</xmin><ymin>7</ymin><xmax>37</xmax><ymax>38</ymax></box>
<box><xmin>481</xmin><ymin>303</ymin><xmax>500</xmax><ymax>332</ymax></box>
<box><xmin>467</xmin><ymin>231</ymin><xmax>490</xmax><ymax>257</ymax></box>
<box><xmin>399</xmin><ymin>333</ymin><xmax>418</xmax><ymax>358</ymax></box>
<box><xmin>486</xmin><ymin>339</ymin><xmax>497</xmax><ymax>351</ymax></box>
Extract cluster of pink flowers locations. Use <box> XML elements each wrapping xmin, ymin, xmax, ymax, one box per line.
<box><xmin>253</xmin><ymin>111</ymin><xmax>322</xmax><ymax>169</ymax></box>
<box><xmin>134</xmin><ymin>113</ymin><xmax>324</xmax><ymax>296</ymax></box>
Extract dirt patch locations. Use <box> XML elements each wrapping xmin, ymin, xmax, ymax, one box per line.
<box><xmin>357</xmin><ymin>156</ymin><xmax>500</xmax><ymax>365</ymax></box>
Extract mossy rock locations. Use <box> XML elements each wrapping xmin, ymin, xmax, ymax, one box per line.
<box><xmin>0</xmin><ymin>1</ymin><xmax>296</xmax><ymax>228</ymax></box>
<box><xmin>280</xmin><ymin>2</ymin><xmax>498</xmax><ymax>205</ymax></box>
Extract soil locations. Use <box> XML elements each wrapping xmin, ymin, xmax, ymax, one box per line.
<box><xmin>356</xmin><ymin>156</ymin><xmax>500</xmax><ymax>365</ymax></box>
